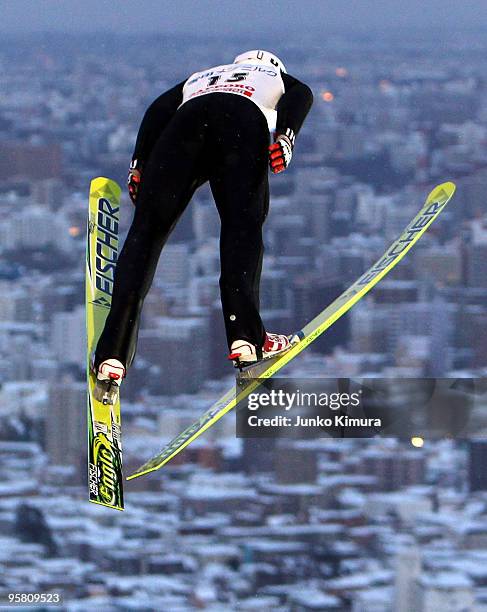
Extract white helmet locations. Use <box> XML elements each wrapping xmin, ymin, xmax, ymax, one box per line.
<box><xmin>234</xmin><ymin>50</ymin><xmax>287</xmax><ymax>74</ymax></box>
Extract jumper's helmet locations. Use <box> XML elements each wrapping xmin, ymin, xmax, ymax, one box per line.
<box><xmin>233</xmin><ymin>50</ymin><xmax>287</xmax><ymax>73</ymax></box>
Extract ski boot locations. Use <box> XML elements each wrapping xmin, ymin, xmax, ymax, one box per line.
<box><xmin>93</xmin><ymin>358</ymin><xmax>125</xmax><ymax>405</ymax></box>
<box><xmin>228</xmin><ymin>331</ymin><xmax>303</xmax><ymax>372</ymax></box>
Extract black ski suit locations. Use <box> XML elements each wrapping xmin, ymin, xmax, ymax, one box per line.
<box><xmin>95</xmin><ymin>66</ymin><xmax>313</xmax><ymax>370</ymax></box>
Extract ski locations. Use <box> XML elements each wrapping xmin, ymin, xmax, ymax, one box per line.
<box><xmin>86</xmin><ymin>177</ymin><xmax>124</xmax><ymax>510</ymax></box>
<box><xmin>127</xmin><ymin>181</ymin><xmax>456</xmax><ymax>480</ymax></box>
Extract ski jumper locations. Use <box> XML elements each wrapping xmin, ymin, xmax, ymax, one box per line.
<box><xmin>95</xmin><ymin>61</ymin><xmax>313</xmax><ymax>370</ymax></box>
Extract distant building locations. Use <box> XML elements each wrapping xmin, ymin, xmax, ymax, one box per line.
<box><xmin>0</xmin><ymin>284</ymin><xmax>32</xmax><ymax>322</ymax></box>
<box><xmin>30</xmin><ymin>178</ymin><xmax>64</xmax><ymax>210</ymax></box>
<box><xmin>467</xmin><ymin>243</ymin><xmax>487</xmax><ymax>288</ymax></box>
<box><xmin>352</xmin><ymin>587</ymin><xmax>392</xmax><ymax>612</ymax></box>
<box><xmin>289</xmin><ymin>589</ymin><xmax>342</xmax><ymax>610</ymax></box>
<box><xmin>468</xmin><ymin>440</ymin><xmax>487</xmax><ymax>492</ymax></box>
<box><xmin>471</xmin><ymin>311</ymin><xmax>487</xmax><ymax>368</ymax></box>
<box><xmin>40</xmin><ymin>284</ymin><xmax>81</xmax><ymax>324</ymax></box>
<box><xmin>192</xmin><ymin>202</ymin><xmax>220</xmax><ymax>242</ymax></box>
<box><xmin>414</xmin><ymin>572</ymin><xmax>474</xmax><ymax>612</ymax></box>
<box><xmin>386</xmin><ymin>302</ymin><xmax>453</xmax><ymax>357</ymax></box>
<box><xmin>50</xmin><ymin>306</ymin><xmax>85</xmax><ymax>367</ymax></box>
<box><xmin>274</xmin><ymin>442</ymin><xmax>318</xmax><ymax>484</ymax></box>
<box><xmin>155</xmin><ymin>243</ymin><xmax>191</xmax><ymax>287</ymax></box>
<box><xmin>415</xmin><ymin>247</ymin><xmax>462</xmax><ymax>285</ymax></box>
<box><xmin>394</xmin><ymin>546</ymin><xmax>421</xmax><ymax>612</ymax></box>
<box><xmin>0</xmin><ymin>206</ymin><xmax>71</xmax><ymax>250</ymax></box>
<box><xmin>46</xmin><ymin>381</ymin><xmax>85</xmax><ymax>483</ymax></box>
<box><xmin>0</xmin><ymin>141</ymin><xmax>62</xmax><ymax>180</ymax></box>
<box><xmin>260</xmin><ymin>269</ymin><xmax>292</xmax><ymax>312</ymax></box>
<box><xmin>351</xmin><ymin>304</ymin><xmax>393</xmax><ymax>355</ymax></box>
<box><xmin>138</xmin><ymin>317</ymin><xmax>209</xmax><ymax>394</ymax></box>
<box><xmin>241</xmin><ymin>438</ymin><xmax>277</xmax><ymax>475</ymax></box>
<box><xmin>357</xmin><ymin>447</ymin><xmax>426</xmax><ymax>492</ymax></box>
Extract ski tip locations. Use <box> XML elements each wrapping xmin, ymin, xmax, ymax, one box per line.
<box><xmin>440</xmin><ymin>181</ymin><xmax>456</xmax><ymax>194</ymax></box>
<box><xmin>90</xmin><ymin>177</ymin><xmax>122</xmax><ymax>199</ymax></box>
<box><xmin>428</xmin><ymin>181</ymin><xmax>456</xmax><ymax>201</ymax></box>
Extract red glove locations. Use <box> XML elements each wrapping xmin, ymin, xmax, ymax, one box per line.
<box><xmin>268</xmin><ymin>131</ymin><xmax>294</xmax><ymax>174</ymax></box>
<box><xmin>127</xmin><ymin>159</ymin><xmax>142</xmax><ymax>205</ymax></box>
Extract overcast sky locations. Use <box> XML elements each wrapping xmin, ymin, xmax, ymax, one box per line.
<box><xmin>1</xmin><ymin>0</ymin><xmax>487</xmax><ymax>34</ymax></box>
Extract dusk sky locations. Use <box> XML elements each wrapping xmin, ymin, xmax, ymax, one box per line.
<box><xmin>1</xmin><ymin>0</ymin><xmax>487</xmax><ymax>35</ymax></box>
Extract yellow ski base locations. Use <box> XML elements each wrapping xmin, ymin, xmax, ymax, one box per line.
<box><xmin>86</xmin><ymin>177</ymin><xmax>124</xmax><ymax>510</ymax></box>
<box><xmin>128</xmin><ymin>182</ymin><xmax>456</xmax><ymax>480</ymax></box>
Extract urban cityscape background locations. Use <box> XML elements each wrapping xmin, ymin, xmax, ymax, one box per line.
<box><xmin>0</xmin><ymin>21</ymin><xmax>487</xmax><ymax>611</ymax></box>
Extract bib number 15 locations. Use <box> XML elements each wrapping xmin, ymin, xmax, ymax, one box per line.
<box><xmin>208</xmin><ymin>72</ymin><xmax>247</xmax><ymax>86</ymax></box>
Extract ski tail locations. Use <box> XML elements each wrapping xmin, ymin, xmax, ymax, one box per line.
<box><xmin>127</xmin><ymin>181</ymin><xmax>456</xmax><ymax>480</ymax></box>
<box><xmin>86</xmin><ymin>177</ymin><xmax>124</xmax><ymax>510</ymax></box>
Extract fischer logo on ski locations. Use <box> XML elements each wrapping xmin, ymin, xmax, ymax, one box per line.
<box><xmin>93</xmin><ymin>198</ymin><xmax>119</xmax><ymax>297</ymax></box>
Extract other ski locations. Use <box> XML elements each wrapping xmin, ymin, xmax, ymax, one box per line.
<box><xmin>127</xmin><ymin>181</ymin><xmax>456</xmax><ymax>480</ymax></box>
<box><xmin>86</xmin><ymin>177</ymin><xmax>124</xmax><ymax>510</ymax></box>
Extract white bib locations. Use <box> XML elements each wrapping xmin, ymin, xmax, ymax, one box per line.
<box><xmin>181</xmin><ymin>62</ymin><xmax>285</xmax><ymax>130</ymax></box>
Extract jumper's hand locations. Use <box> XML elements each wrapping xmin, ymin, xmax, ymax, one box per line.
<box><xmin>127</xmin><ymin>159</ymin><xmax>142</xmax><ymax>205</ymax></box>
<box><xmin>268</xmin><ymin>134</ymin><xmax>293</xmax><ymax>174</ymax></box>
